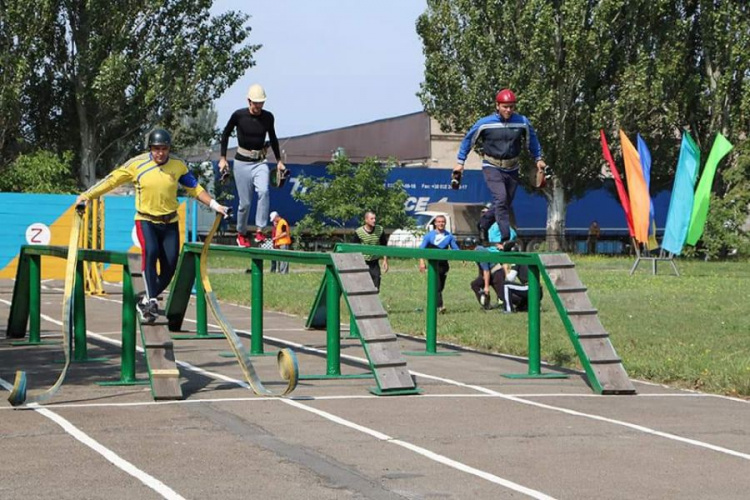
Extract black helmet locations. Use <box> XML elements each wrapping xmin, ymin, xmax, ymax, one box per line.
<box><xmin>147</xmin><ymin>129</ymin><xmax>172</xmax><ymax>147</ymax></box>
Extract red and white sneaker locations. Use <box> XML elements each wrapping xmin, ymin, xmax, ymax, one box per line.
<box><xmin>236</xmin><ymin>234</ymin><xmax>251</xmax><ymax>247</ymax></box>
<box><xmin>254</xmin><ymin>232</ymin><xmax>266</xmax><ymax>244</ymax></box>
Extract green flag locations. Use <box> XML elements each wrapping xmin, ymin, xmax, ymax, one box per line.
<box><xmin>686</xmin><ymin>133</ymin><xmax>734</xmax><ymax>245</ymax></box>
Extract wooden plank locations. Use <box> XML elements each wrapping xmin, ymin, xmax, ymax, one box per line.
<box><xmin>556</xmin><ymin>286</ymin><xmax>588</xmax><ymax>293</ymax></box>
<box><xmin>356</xmin><ymin>317</ymin><xmax>394</xmax><ymax>340</ymax></box>
<box><xmin>347</xmin><ymin>295</ymin><xmax>387</xmax><ymax>318</ymax></box>
<box><xmin>559</xmin><ymin>291</ymin><xmax>594</xmax><ymax>311</ymax></box>
<box><xmin>150</xmin><ymin>369</ymin><xmax>180</xmax><ymax>377</ymax></box>
<box><xmin>331</xmin><ymin>253</ymin><xmax>370</xmax><ymax>273</ymax></box>
<box><xmin>546</xmin><ymin>268</ymin><xmax>585</xmax><ymax>288</ymax></box>
<box><xmin>592</xmin><ymin>364</ymin><xmax>636</xmax><ymax>394</ymax></box>
<box><xmin>145</xmin><ymin>349</ymin><xmax>176</xmax><ymax>369</ymax></box>
<box><xmin>151</xmin><ymin>378</ymin><xmax>183</xmax><ymax>400</ymax></box>
<box><xmin>141</xmin><ymin>324</ymin><xmax>173</xmax><ymax>344</ymax></box>
<box><xmin>143</xmin><ymin>340</ymin><xmax>174</xmax><ymax>349</ymax></box>
<box><xmin>366</xmin><ymin>340</ymin><xmax>405</xmax><ymax>366</ymax></box>
<box><xmin>374</xmin><ymin>365</ymin><xmax>415</xmax><ymax>390</ymax></box>
<box><xmin>577</xmin><ymin>332</ymin><xmax>610</xmax><ymax>339</ymax></box>
<box><xmin>338</xmin><ymin>272</ymin><xmax>378</xmax><ymax>294</ymax></box>
<box><xmin>538</xmin><ymin>253</ymin><xmax>575</xmax><ymax>268</ymax></box>
<box><xmin>568</xmin><ymin>314</ymin><xmax>606</xmax><ymax>335</ymax></box>
<box><xmin>579</xmin><ymin>337</ymin><xmax>620</xmax><ymax>362</ymax></box>
<box><xmin>567</xmin><ymin>309</ymin><xmax>598</xmax><ymax>316</ymax></box>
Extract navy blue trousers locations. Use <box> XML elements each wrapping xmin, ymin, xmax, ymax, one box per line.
<box><xmin>135</xmin><ymin>220</ymin><xmax>180</xmax><ymax>299</ymax></box>
<box><xmin>479</xmin><ymin>167</ymin><xmax>519</xmax><ymax>242</ymax></box>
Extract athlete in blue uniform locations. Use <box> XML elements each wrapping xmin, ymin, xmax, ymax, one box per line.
<box><xmin>418</xmin><ymin>215</ymin><xmax>460</xmax><ymax>313</ymax></box>
<box><xmin>453</xmin><ymin>89</ymin><xmax>547</xmax><ymax>249</ymax></box>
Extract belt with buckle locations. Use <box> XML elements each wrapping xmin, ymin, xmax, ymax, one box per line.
<box><xmin>237</xmin><ymin>147</ymin><xmax>267</xmax><ymax>161</ymax></box>
<box><xmin>138</xmin><ymin>211</ymin><xmax>178</xmax><ymax>223</ymax></box>
<box><xmin>483</xmin><ymin>155</ymin><xmax>519</xmax><ymax>169</ymax></box>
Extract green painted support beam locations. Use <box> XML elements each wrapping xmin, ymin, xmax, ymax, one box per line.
<box><xmin>250</xmin><ymin>258</ymin><xmax>265</xmax><ymax>355</ymax></box>
<box><xmin>6</xmin><ymin>253</ymin><xmax>31</xmax><ymax>339</ymax></box>
<box><xmin>325</xmin><ymin>265</ymin><xmax>341</xmax><ymax>376</ymax></box>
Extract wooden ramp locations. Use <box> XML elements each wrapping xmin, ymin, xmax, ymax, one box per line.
<box><xmin>128</xmin><ymin>255</ymin><xmax>183</xmax><ymax>400</ymax></box>
<box><xmin>330</xmin><ymin>253</ymin><xmax>419</xmax><ymax>395</ymax></box>
<box><xmin>538</xmin><ymin>253</ymin><xmax>636</xmax><ymax>395</ymax></box>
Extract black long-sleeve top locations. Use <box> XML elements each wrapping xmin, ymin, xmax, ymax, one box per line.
<box><xmin>220</xmin><ymin>108</ymin><xmax>281</xmax><ymax>162</ymax></box>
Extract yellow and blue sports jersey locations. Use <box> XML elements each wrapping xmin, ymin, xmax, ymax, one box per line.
<box><xmin>82</xmin><ymin>153</ymin><xmax>204</xmax><ymax>223</ymax></box>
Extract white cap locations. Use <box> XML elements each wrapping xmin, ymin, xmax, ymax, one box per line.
<box><xmin>247</xmin><ymin>84</ymin><xmax>266</xmax><ymax>102</ymax></box>
<box><xmin>269</xmin><ymin>211</ymin><xmax>279</xmax><ymax>221</ymax></box>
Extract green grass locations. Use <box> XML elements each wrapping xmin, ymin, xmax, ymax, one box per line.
<box><xmin>205</xmin><ymin>253</ymin><xmax>750</xmax><ymax>397</ymax></box>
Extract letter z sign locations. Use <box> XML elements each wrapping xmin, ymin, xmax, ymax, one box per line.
<box><xmin>26</xmin><ymin>223</ymin><xmax>51</xmax><ymax>245</ymax></box>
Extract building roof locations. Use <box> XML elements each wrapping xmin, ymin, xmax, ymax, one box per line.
<box><xmin>201</xmin><ymin>111</ymin><xmax>432</xmax><ymax>165</ymax></box>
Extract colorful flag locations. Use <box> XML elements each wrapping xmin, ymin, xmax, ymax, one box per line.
<box><xmin>636</xmin><ymin>134</ymin><xmax>659</xmax><ymax>249</ymax></box>
<box><xmin>599</xmin><ymin>130</ymin><xmax>634</xmax><ymax>237</ymax></box>
<box><xmin>662</xmin><ymin>132</ymin><xmax>700</xmax><ymax>255</ymax></box>
<box><xmin>686</xmin><ymin>133</ymin><xmax>733</xmax><ymax>245</ymax></box>
<box><xmin>620</xmin><ymin>130</ymin><xmax>651</xmax><ymax>244</ymax></box>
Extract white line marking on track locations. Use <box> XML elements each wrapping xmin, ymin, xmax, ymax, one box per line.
<box><xmin>0</xmin><ymin>392</ymin><xmax>732</xmax><ymax>412</ymax></box>
<box><xmin>281</xmin><ymin>397</ymin><xmax>557</xmax><ymax>500</ymax></box>
<box><xmin>413</xmin><ymin>372</ymin><xmax>750</xmax><ymax>461</ymax></box>
<box><xmin>0</xmin><ymin>378</ymin><xmax>186</xmax><ymax>500</ymax></box>
<box><xmin>7</xmin><ymin>303</ymin><xmax>557</xmax><ymax>499</ymax></box>
<box><xmin>7</xmin><ymin>296</ymin><xmax>749</xmax><ymax>471</ymax></box>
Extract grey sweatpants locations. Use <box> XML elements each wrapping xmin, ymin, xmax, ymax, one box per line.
<box><xmin>233</xmin><ymin>159</ymin><xmax>270</xmax><ymax>234</ymax></box>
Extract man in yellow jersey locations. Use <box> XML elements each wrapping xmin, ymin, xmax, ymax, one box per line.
<box><xmin>76</xmin><ymin>129</ymin><xmax>229</xmax><ymax>323</ymax></box>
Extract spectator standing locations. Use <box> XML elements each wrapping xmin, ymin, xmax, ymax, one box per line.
<box><xmin>269</xmin><ymin>211</ymin><xmax>291</xmax><ymax>274</ymax></box>
<box><xmin>353</xmin><ymin>211</ymin><xmax>389</xmax><ymax>291</ymax></box>
<box><xmin>418</xmin><ymin>215</ymin><xmax>459</xmax><ymax>313</ymax></box>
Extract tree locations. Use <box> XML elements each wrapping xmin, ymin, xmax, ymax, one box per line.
<box><xmin>698</xmin><ymin>141</ymin><xmax>750</xmax><ymax>259</ymax></box>
<box><xmin>172</xmin><ymin>104</ymin><xmax>220</xmax><ymax>161</ymax></box>
<box><xmin>0</xmin><ymin>150</ymin><xmax>78</xmax><ymax>193</ymax></box>
<box><xmin>1</xmin><ymin>0</ymin><xmax>258</xmax><ymax>186</ymax></box>
<box><xmin>293</xmin><ymin>154</ymin><xmax>414</xmax><ymax>240</ymax></box>
<box><xmin>0</xmin><ymin>1</ymin><xmax>64</xmax><ymax>164</ymax></box>
<box><xmin>416</xmin><ymin>0</ymin><xmax>750</xmax><ymax>251</ymax></box>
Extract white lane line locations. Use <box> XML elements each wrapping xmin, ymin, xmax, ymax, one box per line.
<box><xmin>0</xmin><ymin>378</ymin><xmax>185</xmax><ymax>500</ymax></box>
<box><xmin>12</xmin><ymin>304</ymin><xmax>557</xmax><ymax>498</ymax></box>
<box><xmin>207</xmin><ymin>323</ymin><xmax>750</xmax><ymax>461</ymax></box>
<box><xmin>10</xmin><ymin>297</ymin><xmax>750</xmax><ymax>466</ymax></box>
<box><xmin>281</xmin><ymin>398</ymin><xmax>557</xmax><ymax>500</ymax></box>
<box><xmin>0</xmin><ymin>392</ymin><xmax>730</xmax><ymax>412</ymax></box>
<box><xmin>413</xmin><ymin>372</ymin><xmax>750</xmax><ymax>461</ymax></box>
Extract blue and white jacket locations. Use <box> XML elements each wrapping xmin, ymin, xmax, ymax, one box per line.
<box><xmin>457</xmin><ymin>113</ymin><xmax>544</xmax><ymax>171</ymax></box>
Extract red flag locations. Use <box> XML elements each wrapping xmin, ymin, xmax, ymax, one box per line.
<box><xmin>600</xmin><ymin>130</ymin><xmax>635</xmax><ymax>237</ymax></box>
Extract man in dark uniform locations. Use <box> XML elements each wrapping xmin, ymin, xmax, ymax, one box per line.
<box><xmin>219</xmin><ymin>84</ymin><xmax>286</xmax><ymax>247</ymax></box>
<box><xmin>353</xmin><ymin>211</ymin><xmax>389</xmax><ymax>291</ymax></box>
<box><xmin>453</xmin><ymin>89</ymin><xmax>547</xmax><ymax>251</ymax></box>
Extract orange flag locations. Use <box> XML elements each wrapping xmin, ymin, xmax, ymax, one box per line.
<box><xmin>619</xmin><ymin>130</ymin><xmax>650</xmax><ymax>244</ymax></box>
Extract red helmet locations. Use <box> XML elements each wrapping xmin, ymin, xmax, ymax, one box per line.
<box><xmin>495</xmin><ymin>89</ymin><xmax>517</xmax><ymax>104</ymax></box>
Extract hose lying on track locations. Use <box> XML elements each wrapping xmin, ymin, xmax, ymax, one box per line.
<box><xmin>8</xmin><ymin>204</ymin><xmax>85</xmax><ymax>407</ymax></box>
<box><xmin>200</xmin><ymin>213</ymin><xmax>298</xmax><ymax>396</ymax></box>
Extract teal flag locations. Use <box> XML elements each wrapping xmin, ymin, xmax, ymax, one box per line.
<box><xmin>686</xmin><ymin>133</ymin><xmax>734</xmax><ymax>245</ymax></box>
<box><xmin>662</xmin><ymin>133</ymin><xmax>700</xmax><ymax>255</ymax></box>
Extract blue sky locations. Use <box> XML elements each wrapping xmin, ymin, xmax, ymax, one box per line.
<box><xmin>210</xmin><ymin>0</ymin><xmax>428</xmax><ymax>139</ymax></box>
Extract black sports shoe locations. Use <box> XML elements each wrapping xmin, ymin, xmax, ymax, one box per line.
<box><xmin>136</xmin><ymin>298</ymin><xmax>156</xmax><ymax>324</ymax></box>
